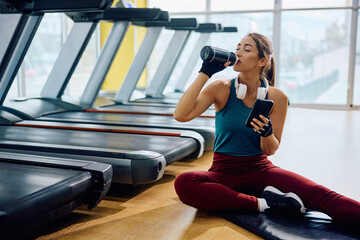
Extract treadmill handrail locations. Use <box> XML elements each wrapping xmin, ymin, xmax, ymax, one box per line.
<box><xmin>165</xmin><ymin>18</ymin><xmax>198</xmax><ymax>30</ymax></box>
<box><xmin>0</xmin><ymin>150</ymin><xmax>112</xmax><ymax>208</ymax></box>
<box><xmin>134</xmin><ymin>17</ymin><xmax>199</xmax><ymax>29</ymax></box>
<box><xmin>195</xmin><ymin>23</ymin><xmax>223</xmax><ymax>33</ymax></box>
<box><xmin>0</xmin><ymin>150</ymin><xmax>107</xmax><ymax>168</ymax></box>
<box><xmin>223</xmin><ymin>26</ymin><xmax>238</xmax><ymax>32</ymax></box>
<box><xmin>66</xmin><ymin>7</ymin><xmax>165</xmax><ymax>22</ymax></box>
<box><xmin>0</xmin><ymin>0</ymin><xmax>113</xmax><ymax>13</ymax></box>
<box><xmin>132</xmin><ymin>11</ymin><xmax>170</xmax><ymax>26</ymax></box>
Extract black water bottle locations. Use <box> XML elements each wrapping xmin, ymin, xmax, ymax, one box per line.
<box><xmin>200</xmin><ymin>45</ymin><xmax>238</xmax><ymax>66</ymax></box>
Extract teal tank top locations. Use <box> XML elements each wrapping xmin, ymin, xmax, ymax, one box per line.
<box><xmin>214</xmin><ymin>78</ymin><xmax>266</xmax><ymax>156</ymax></box>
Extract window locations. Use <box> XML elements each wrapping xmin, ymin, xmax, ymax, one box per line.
<box><xmin>146</xmin><ymin>1</ymin><xmax>360</xmax><ymax>107</ymax></box>
<box><xmin>148</xmin><ymin>0</ymin><xmax>206</xmax><ymax>12</ymax></box>
<box><xmin>354</xmin><ymin>10</ymin><xmax>360</xmax><ymax>105</ymax></box>
<box><xmin>64</xmin><ymin>25</ymin><xmax>98</xmax><ymax>98</ymax></box>
<box><xmin>282</xmin><ymin>0</ymin><xmax>352</xmax><ymax>9</ymax></box>
<box><xmin>5</xmin><ymin>13</ymin><xmax>99</xmax><ymax>100</ymax></box>
<box><xmin>152</xmin><ymin>12</ymin><xmax>273</xmax><ymax>93</ymax></box>
<box><xmin>5</xmin><ymin>1</ymin><xmax>359</xmax><ymax>108</ymax></box>
<box><xmin>147</xmin><ymin>14</ymin><xmax>206</xmax><ymax>94</ymax></box>
<box><xmin>6</xmin><ymin>13</ymin><xmax>63</xmax><ymax>99</ymax></box>
<box><xmin>279</xmin><ymin>10</ymin><xmax>351</xmax><ymax>105</ymax></box>
<box><xmin>211</xmin><ymin>0</ymin><xmax>273</xmax><ymax>11</ymax></box>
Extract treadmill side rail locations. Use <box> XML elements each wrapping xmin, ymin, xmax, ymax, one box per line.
<box><xmin>0</xmin><ymin>151</ymin><xmax>113</xmax><ymax>208</ymax></box>
<box><xmin>0</xmin><ymin>0</ymin><xmax>112</xmax><ymax>13</ymax></box>
<box><xmin>82</xmin><ymin>162</ymin><xmax>113</xmax><ymax>208</ymax></box>
<box><xmin>0</xmin><ymin>162</ymin><xmax>94</xmax><ymax>239</ymax></box>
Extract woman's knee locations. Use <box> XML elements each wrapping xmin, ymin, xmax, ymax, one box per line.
<box><xmin>174</xmin><ymin>171</ymin><xmax>209</xmax><ymax>199</ymax></box>
<box><xmin>175</xmin><ymin>172</ymin><xmax>197</xmax><ymax>194</ymax></box>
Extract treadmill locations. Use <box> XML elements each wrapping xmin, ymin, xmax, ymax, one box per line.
<box><xmin>0</xmin><ymin>151</ymin><xmax>112</xmax><ymax>239</ymax></box>
<box><xmin>94</xmin><ymin>24</ymin><xmax>238</xmax><ymax>117</ymax></box>
<box><xmin>4</xmin><ymin>15</ymin><xmax>216</xmax><ymax>150</ymax></box>
<box><xmin>0</xmin><ymin>1</ymin><xmax>112</xmax><ymax>239</ymax></box>
<box><xmin>0</xmin><ymin>4</ymin><xmax>204</xmax><ymax>185</ymax></box>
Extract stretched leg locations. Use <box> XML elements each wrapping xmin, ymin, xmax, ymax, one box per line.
<box><xmin>174</xmin><ymin>171</ymin><xmax>258</xmax><ymax>211</ymax></box>
<box><xmin>263</xmin><ymin>166</ymin><xmax>360</xmax><ymax>227</ymax></box>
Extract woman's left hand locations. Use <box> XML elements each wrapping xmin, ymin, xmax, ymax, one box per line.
<box><xmin>251</xmin><ymin>115</ymin><xmax>273</xmax><ymax>137</ymax></box>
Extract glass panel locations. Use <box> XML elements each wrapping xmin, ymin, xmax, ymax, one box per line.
<box><xmin>282</xmin><ymin>0</ymin><xmax>352</xmax><ymax>9</ymax></box>
<box><xmin>354</xmin><ymin>10</ymin><xmax>360</xmax><ymax>105</ymax></box>
<box><xmin>211</xmin><ymin>0</ymin><xmax>274</xmax><ymax>11</ymax></box>
<box><xmin>5</xmin><ymin>13</ymin><xmax>98</xmax><ymax>100</ymax></box>
<box><xmin>148</xmin><ymin>0</ymin><xmax>206</xmax><ymax>12</ymax></box>
<box><xmin>0</xmin><ymin>14</ymin><xmax>21</xmax><ymax>66</ymax></box>
<box><xmin>0</xmin><ymin>14</ymin><xmax>22</xmax><ymax>100</ymax></box>
<box><xmin>6</xmin><ymin>13</ymin><xmax>62</xmax><ymax>99</ymax></box>
<box><xmin>64</xmin><ymin>20</ymin><xmax>97</xmax><ymax>98</ymax></box>
<box><xmin>279</xmin><ymin>10</ymin><xmax>351</xmax><ymax>105</ymax></box>
<box><xmin>145</xmin><ymin>22</ymin><xmax>176</xmax><ymax>87</ymax></box>
<box><xmin>144</xmin><ymin>14</ymin><xmax>206</xmax><ymax>94</ymax></box>
<box><xmin>184</xmin><ymin>13</ymin><xmax>273</xmax><ymax>86</ymax></box>
<box><xmin>164</xmin><ymin>15</ymin><xmax>207</xmax><ymax>94</ymax></box>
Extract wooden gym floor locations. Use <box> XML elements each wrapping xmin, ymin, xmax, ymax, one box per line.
<box><xmin>33</xmin><ymin>107</ymin><xmax>360</xmax><ymax>240</ymax></box>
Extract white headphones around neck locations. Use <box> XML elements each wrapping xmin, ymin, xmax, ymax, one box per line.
<box><xmin>234</xmin><ymin>78</ymin><xmax>269</xmax><ymax>100</ymax></box>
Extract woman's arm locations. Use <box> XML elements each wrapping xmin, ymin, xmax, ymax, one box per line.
<box><xmin>174</xmin><ymin>73</ymin><xmax>217</xmax><ymax>122</ymax></box>
<box><xmin>257</xmin><ymin>88</ymin><xmax>288</xmax><ymax>156</ymax></box>
<box><xmin>174</xmin><ymin>61</ymin><xmax>229</xmax><ymax>122</ymax></box>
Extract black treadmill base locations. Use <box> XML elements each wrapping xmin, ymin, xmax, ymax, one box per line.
<box><xmin>1</xmin><ymin>198</ymin><xmax>86</xmax><ymax>240</ymax></box>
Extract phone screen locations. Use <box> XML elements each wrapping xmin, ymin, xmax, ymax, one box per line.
<box><xmin>245</xmin><ymin>99</ymin><xmax>274</xmax><ymax>128</ymax></box>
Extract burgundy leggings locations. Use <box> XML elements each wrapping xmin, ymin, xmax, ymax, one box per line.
<box><xmin>174</xmin><ymin>152</ymin><xmax>360</xmax><ymax>227</ymax></box>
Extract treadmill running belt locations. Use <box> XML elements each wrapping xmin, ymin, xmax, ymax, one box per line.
<box><xmin>0</xmin><ymin>162</ymin><xmax>93</xmax><ymax>238</ymax></box>
<box><xmin>217</xmin><ymin>210</ymin><xmax>360</xmax><ymax>240</ymax></box>
<box><xmin>42</xmin><ymin>111</ymin><xmax>215</xmax><ymax>127</ymax></box>
<box><xmin>0</xmin><ymin>125</ymin><xmax>200</xmax><ymax>184</ymax></box>
<box><xmin>40</xmin><ymin>111</ymin><xmax>215</xmax><ymax>151</ymax></box>
<box><xmin>0</xmin><ymin>125</ymin><xmax>197</xmax><ymax>162</ymax></box>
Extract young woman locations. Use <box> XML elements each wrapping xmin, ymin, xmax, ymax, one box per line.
<box><xmin>173</xmin><ymin>32</ymin><xmax>360</xmax><ymax>227</ymax></box>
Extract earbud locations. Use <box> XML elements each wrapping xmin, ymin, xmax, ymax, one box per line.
<box><xmin>235</xmin><ymin>78</ymin><xmax>269</xmax><ymax>100</ymax></box>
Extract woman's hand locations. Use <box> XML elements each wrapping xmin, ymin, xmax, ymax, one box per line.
<box><xmin>199</xmin><ymin>61</ymin><xmax>230</xmax><ymax>78</ymax></box>
<box><xmin>250</xmin><ymin>115</ymin><xmax>273</xmax><ymax>137</ymax></box>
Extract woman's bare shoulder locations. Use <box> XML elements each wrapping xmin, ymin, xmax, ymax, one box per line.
<box><xmin>268</xmin><ymin>86</ymin><xmax>288</xmax><ymax>104</ymax></box>
<box><xmin>207</xmin><ymin>79</ymin><xmax>232</xmax><ymax>89</ymax></box>
<box><xmin>204</xmin><ymin>79</ymin><xmax>233</xmax><ymax>110</ymax></box>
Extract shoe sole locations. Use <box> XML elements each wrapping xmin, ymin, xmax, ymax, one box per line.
<box><xmin>263</xmin><ymin>186</ymin><xmax>306</xmax><ymax>214</ymax></box>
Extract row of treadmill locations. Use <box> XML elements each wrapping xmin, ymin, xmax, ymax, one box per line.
<box><xmin>0</xmin><ymin>0</ymin><xmax>237</xmax><ymax>238</ymax></box>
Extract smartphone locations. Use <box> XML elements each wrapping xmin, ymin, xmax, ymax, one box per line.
<box><xmin>245</xmin><ymin>99</ymin><xmax>274</xmax><ymax>128</ymax></box>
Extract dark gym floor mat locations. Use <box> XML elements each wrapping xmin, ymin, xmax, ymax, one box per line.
<box><xmin>216</xmin><ymin>210</ymin><xmax>360</xmax><ymax>240</ymax></box>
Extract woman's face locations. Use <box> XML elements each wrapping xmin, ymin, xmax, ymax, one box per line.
<box><xmin>233</xmin><ymin>36</ymin><xmax>262</xmax><ymax>73</ymax></box>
